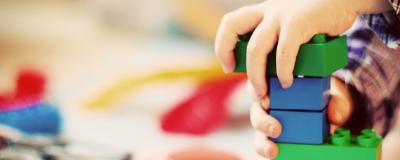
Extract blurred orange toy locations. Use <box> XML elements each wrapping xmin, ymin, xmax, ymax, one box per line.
<box><xmin>147</xmin><ymin>147</ymin><xmax>241</xmax><ymax>160</ymax></box>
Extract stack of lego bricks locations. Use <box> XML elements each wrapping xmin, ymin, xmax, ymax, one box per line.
<box><xmin>234</xmin><ymin>34</ymin><xmax>382</xmax><ymax>159</ymax></box>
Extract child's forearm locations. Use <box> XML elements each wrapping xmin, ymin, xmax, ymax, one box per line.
<box><xmin>354</xmin><ymin>0</ymin><xmax>393</xmax><ymax>14</ymax></box>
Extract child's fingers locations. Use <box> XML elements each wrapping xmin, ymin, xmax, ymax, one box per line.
<box><xmin>275</xmin><ymin>22</ymin><xmax>310</xmax><ymax>88</ymax></box>
<box><xmin>214</xmin><ymin>4</ymin><xmax>263</xmax><ymax>72</ymax></box>
<box><xmin>327</xmin><ymin>77</ymin><xmax>353</xmax><ymax>125</ymax></box>
<box><xmin>254</xmin><ymin>131</ymin><xmax>279</xmax><ymax>159</ymax></box>
<box><xmin>246</xmin><ymin>17</ymin><xmax>278</xmax><ymax>99</ymax></box>
<box><xmin>328</xmin><ymin>94</ymin><xmax>352</xmax><ymax>126</ymax></box>
<box><xmin>247</xmin><ymin>80</ymin><xmax>270</xmax><ymax>109</ymax></box>
<box><xmin>250</xmin><ymin>102</ymin><xmax>282</xmax><ymax>138</ymax></box>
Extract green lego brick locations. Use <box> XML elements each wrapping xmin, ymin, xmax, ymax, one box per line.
<box><xmin>233</xmin><ymin>34</ymin><xmax>348</xmax><ymax>76</ymax></box>
<box><xmin>275</xmin><ymin>128</ymin><xmax>382</xmax><ymax>160</ymax></box>
<box><xmin>234</xmin><ymin>38</ymin><xmax>248</xmax><ymax>72</ymax></box>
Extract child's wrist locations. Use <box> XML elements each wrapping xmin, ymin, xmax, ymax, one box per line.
<box><xmin>351</xmin><ymin>0</ymin><xmax>392</xmax><ymax>15</ymax></box>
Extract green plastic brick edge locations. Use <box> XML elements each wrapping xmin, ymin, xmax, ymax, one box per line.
<box><xmin>275</xmin><ymin>128</ymin><xmax>382</xmax><ymax>160</ymax></box>
<box><xmin>233</xmin><ymin>35</ymin><xmax>348</xmax><ymax>76</ymax></box>
<box><xmin>234</xmin><ymin>40</ymin><xmax>247</xmax><ymax>72</ymax></box>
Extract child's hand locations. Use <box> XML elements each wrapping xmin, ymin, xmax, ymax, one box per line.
<box><xmin>215</xmin><ymin>0</ymin><xmax>390</xmax><ymax>102</ymax></box>
<box><xmin>249</xmin><ymin>77</ymin><xmax>354</xmax><ymax>158</ymax></box>
<box><xmin>214</xmin><ymin>0</ymin><xmax>392</xmax><ymax>158</ymax></box>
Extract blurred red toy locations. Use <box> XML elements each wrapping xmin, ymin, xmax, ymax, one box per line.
<box><xmin>161</xmin><ymin>74</ymin><xmax>245</xmax><ymax>135</ymax></box>
<box><xmin>0</xmin><ymin>69</ymin><xmax>46</xmax><ymax>110</ymax></box>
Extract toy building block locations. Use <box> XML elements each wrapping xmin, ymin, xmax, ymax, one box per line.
<box><xmin>0</xmin><ymin>103</ymin><xmax>62</xmax><ymax>135</ymax></box>
<box><xmin>234</xmin><ymin>35</ymin><xmax>248</xmax><ymax>72</ymax></box>
<box><xmin>270</xmin><ymin>108</ymin><xmax>329</xmax><ymax>144</ymax></box>
<box><xmin>234</xmin><ymin>34</ymin><xmax>348</xmax><ymax>76</ymax></box>
<box><xmin>275</xmin><ymin>128</ymin><xmax>382</xmax><ymax>160</ymax></box>
<box><xmin>269</xmin><ymin>76</ymin><xmax>330</xmax><ymax>111</ymax></box>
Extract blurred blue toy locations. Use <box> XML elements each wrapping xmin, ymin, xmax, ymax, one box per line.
<box><xmin>0</xmin><ymin>102</ymin><xmax>62</xmax><ymax>135</ymax></box>
<box><xmin>0</xmin><ymin>69</ymin><xmax>62</xmax><ymax>136</ymax></box>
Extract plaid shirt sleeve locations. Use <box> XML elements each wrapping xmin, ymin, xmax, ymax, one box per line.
<box><xmin>390</xmin><ymin>0</ymin><xmax>400</xmax><ymax>14</ymax></box>
<box><xmin>333</xmin><ymin>1</ymin><xmax>400</xmax><ymax>136</ymax></box>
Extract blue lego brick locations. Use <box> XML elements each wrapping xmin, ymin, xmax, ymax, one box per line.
<box><xmin>0</xmin><ymin>102</ymin><xmax>62</xmax><ymax>135</ymax></box>
<box><xmin>270</xmin><ymin>108</ymin><xmax>329</xmax><ymax>144</ymax></box>
<box><xmin>269</xmin><ymin>76</ymin><xmax>330</xmax><ymax>111</ymax></box>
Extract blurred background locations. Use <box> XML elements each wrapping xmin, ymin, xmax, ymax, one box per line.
<box><xmin>0</xmin><ymin>0</ymin><xmax>265</xmax><ymax>159</ymax></box>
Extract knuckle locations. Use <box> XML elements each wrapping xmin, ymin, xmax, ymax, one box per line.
<box><xmin>281</xmin><ymin>16</ymin><xmax>311</xmax><ymax>43</ymax></box>
<box><xmin>277</xmin><ymin>49</ymin><xmax>292</xmax><ymax>63</ymax></box>
<box><xmin>282</xmin><ymin>12</ymin><xmax>301</xmax><ymax>26</ymax></box>
<box><xmin>221</xmin><ymin>12</ymin><xmax>236</xmax><ymax>26</ymax></box>
<box><xmin>281</xmin><ymin>17</ymin><xmax>303</xmax><ymax>34</ymax></box>
<box><xmin>283</xmin><ymin>17</ymin><xmax>296</xmax><ymax>26</ymax></box>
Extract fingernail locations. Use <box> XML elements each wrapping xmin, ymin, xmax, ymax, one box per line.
<box><xmin>269</xmin><ymin>147</ymin><xmax>278</xmax><ymax>159</ymax></box>
<box><xmin>268</xmin><ymin>125</ymin><xmax>278</xmax><ymax>138</ymax></box>
<box><xmin>264</xmin><ymin>146</ymin><xmax>277</xmax><ymax>159</ymax></box>
<box><xmin>281</xmin><ymin>80</ymin><xmax>292</xmax><ymax>89</ymax></box>
<box><xmin>264</xmin><ymin>147</ymin><xmax>272</xmax><ymax>158</ymax></box>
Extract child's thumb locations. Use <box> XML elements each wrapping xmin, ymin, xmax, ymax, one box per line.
<box><xmin>327</xmin><ymin>94</ymin><xmax>353</xmax><ymax>126</ymax></box>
